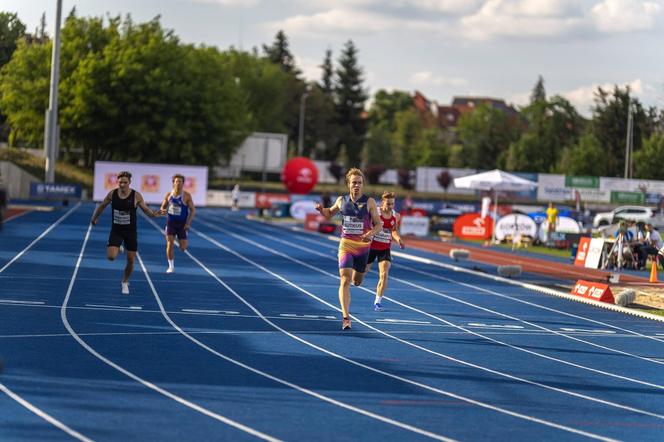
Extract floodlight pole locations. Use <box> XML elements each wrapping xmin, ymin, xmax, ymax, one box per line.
<box><xmin>44</xmin><ymin>0</ymin><xmax>62</xmax><ymax>183</ymax></box>
<box><xmin>297</xmin><ymin>89</ymin><xmax>310</xmax><ymax>157</ymax></box>
<box><xmin>624</xmin><ymin>99</ymin><xmax>633</xmax><ymax>179</ymax></box>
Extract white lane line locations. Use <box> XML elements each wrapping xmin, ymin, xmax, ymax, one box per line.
<box><xmin>136</xmin><ymin>251</ymin><xmax>455</xmax><ymax>441</ymax></box>
<box><xmin>560</xmin><ymin>328</ymin><xmax>616</xmax><ymax>334</ymax></box>
<box><xmin>258</xmin><ymin>217</ymin><xmax>664</xmax><ymax>331</ymax></box>
<box><xmin>181</xmin><ymin>309</ymin><xmax>221</xmax><ymax>314</ymax></box>
<box><xmin>0</xmin><ymin>202</ymin><xmax>81</xmax><ymax>274</ymax></box>
<box><xmin>0</xmin><ymin>383</ymin><xmax>93</xmax><ymax>442</ymax></box>
<box><xmin>377</xmin><ymin>319</ymin><xmax>432</xmax><ymax>325</ymax></box>
<box><xmin>197</xmin><ymin>217</ymin><xmax>664</xmax><ymax>420</ymax></box>
<box><xmin>85</xmin><ymin>304</ymin><xmax>142</xmax><ymax>310</ymax></box>
<box><xmin>60</xmin><ymin>224</ymin><xmax>281</xmax><ymax>442</ymax></box>
<box><xmin>190</xmin><ymin>223</ymin><xmax>622</xmax><ymax>441</ymax></box>
<box><xmin>279</xmin><ymin>314</ymin><xmax>337</xmax><ymax>320</ymax></box>
<box><xmin>0</xmin><ymin>299</ymin><xmax>46</xmax><ymax>305</ymax></box>
<box><xmin>233</xmin><ymin>218</ymin><xmax>661</xmax><ymax>366</ymax></box>
<box><xmin>467</xmin><ymin>323</ymin><xmax>524</xmax><ymax>329</ymax></box>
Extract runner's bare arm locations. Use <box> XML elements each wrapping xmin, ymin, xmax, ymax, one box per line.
<box><xmin>315</xmin><ymin>196</ymin><xmax>341</xmax><ymax>219</ymax></box>
<box><xmin>160</xmin><ymin>193</ymin><xmax>170</xmax><ymax>211</ymax></box>
<box><xmin>362</xmin><ymin>198</ymin><xmax>383</xmax><ymax>242</ymax></box>
<box><xmin>136</xmin><ymin>192</ymin><xmax>165</xmax><ymax>217</ymax></box>
<box><xmin>90</xmin><ymin>191</ymin><xmax>112</xmax><ymax>225</ymax></box>
<box><xmin>392</xmin><ymin>213</ymin><xmax>405</xmax><ymax>249</ymax></box>
<box><xmin>185</xmin><ymin>192</ymin><xmax>196</xmax><ymax>229</ymax></box>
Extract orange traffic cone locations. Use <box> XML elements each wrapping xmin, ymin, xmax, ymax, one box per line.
<box><xmin>650</xmin><ymin>256</ymin><xmax>659</xmax><ymax>283</ymax></box>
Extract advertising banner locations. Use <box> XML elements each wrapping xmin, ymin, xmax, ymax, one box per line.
<box><xmin>584</xmin><ymin>238</ymin><xmax>605</xmax><ymax>269</ymax></box>
<box><xmin>565</xmin><ymin>176</ymin><xmax>599</xmax><ymax>188</ymax></box>
<box><xmin>610</xmin><ymin>191</ymin><xmax>645</xmax><ymax>205</ymax></box>
<box><xmin>574</xmin><ymin>237</ymin><xmax>592</xmax><ymax>267</ymax></box>
<box><xmin>94</xmin><ymin>161</ymin><xmax>208</xmax><ymax>206</ymax></box>
<box><xmin>30</xmin><ymin>183</ymin><xmax>81</xmax><ymax>199</ymax></box>
<box><xmin>571</xmin><ymin>280</ymin><xmax>615</xmax><ymax>303</ymax></box>
<box><xmin>289</xmin><ymin>199</ymin><xmax>318</xmax><ymax>220</ymax></box>
<box><xmin>255</xmin><ymin>192</ymin><xmax>290</xmax><ymax>209</ymax></box>
<box><xmin>400</xmin><ymin>216</ymin><xmax>430</xmax><ymax>236</ymax></box>
<box><xmin>453</xmin><ymin>213</ymin><xmax>493</xmax><ymax>240</ymax></box>
<box><xmin>206</xmin><ymin>190</ymin><xmax>256</xmax><ymax>207</ymax></box>
<box><xmin>494</xmin><ymin>214</ymin><xmax>537</xmax><ymax>241</ymax></box>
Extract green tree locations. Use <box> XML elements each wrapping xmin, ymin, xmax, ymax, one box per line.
<box><xmin>506</xmin><ymin>95</ymin><xmax>584</xmax><ymax>172</ymax></box>
<box><xmin>455</xmin><ymin>103</ymin><xmax>519</xmax><ymax>169</ymax></box>
<box><xmin>334</xmin><ymin>40</ymin><xmax>368</xmax><ymax>166</ymax></box>
<box><xmin>262</xmin><ymin>30</ymin><xmax>298</xmax><ymax>75</ymax></box>
<box><xmin>0</xmin><ymin>12</ymin><xmax>26</xmax><ymax>68</ymax></box>
<box><xmin>590</xmin><ymin>85</ymin><xmax>650</xmax><ymax>177</ymax></box>
<box><xmin>530</xmin><ymin>75</ymin><xmax>546</xmax><ymax>104</ymax></box>
<box><xmin>320</xmin><ymin>49</ymin><xmax>333</xmax><ymax>95</ymax></box>
<box><xmin>558</xmin><ymin>132</ymin><xmax>607</xmax><ymax>176</ymax></box>
<box><xmin>633</xmin><ymin>132</ymin><xmax>664</xmax><ymax>179</ymax></box>
<box><xmin>301</xmin><ymin>84</ymin><xmax>339</xmax><ymax>159</ymax></box>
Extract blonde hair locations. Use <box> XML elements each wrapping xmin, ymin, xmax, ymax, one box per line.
<box><xmin>345</xmin><ymin>167</ymin><xmax>365</xmax><ymax>184</ymax></box>
<box><xmin>382</xmin><ymin>191</ymin><xmax>396</xmax><ymax>200</ymax></box>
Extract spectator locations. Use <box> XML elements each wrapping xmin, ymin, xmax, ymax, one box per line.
<box><xmin>545</xmin><ymin>202</ymin><xmax>558</xmax><ymax>247</ymax></box>
<box><xmin>231</xmin><ymin>183</ymin><xmax>240</xmax><ymax>211</ymax></box>
<box><xmin>635</xmin><ymin>223</ymin><xmax>663</xmax><ymax>270</ymax></box>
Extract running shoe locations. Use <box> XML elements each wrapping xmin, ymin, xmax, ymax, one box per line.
<box><xmin>166</xmin><ymin>267</ymin><xmax>175</xmax><ymax>274</ymax></box>
<box><xmin>121</xmin><ymin>282</ymin><xmax>129</xmax><ymax>295</ymax></box>
<box><xmin>342</xmin><ymin>317</ymin><xmax>351</xmax><ymax>330</ymax></box>
<box><xmin>119</xmin><ymin>245</ymin><xmax>124</xmax><ymax>254</ymax></box>
<box><xmin>373</xmin><ymin>303</ymin><xmax>383</xmax><ymax>312</ymax></box>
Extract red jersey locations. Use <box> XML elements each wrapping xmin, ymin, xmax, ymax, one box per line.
<box><xmin>371</xmin><ymin>211</ymin><xmax>397</xmax><ymax>250</ymax></box>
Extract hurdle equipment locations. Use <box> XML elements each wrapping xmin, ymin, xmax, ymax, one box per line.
<box><xmin>497</xmin><ymin>265</ymin><xmax>522</xmax><ymax>278</ymax></box>
<box><xmin>449</xmin><ymin>248</ymin><xmax>470</xmax><ymax>261</ymax></box>
<box><xmin>613</xmin><ymin>289</ymin><xmax>636</xmax><ymax>307</ymax></box>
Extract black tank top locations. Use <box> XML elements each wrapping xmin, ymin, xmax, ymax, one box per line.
<box><xmin>111</xmin><ymin>189</ymin><xmax>137</xmax><ymax>230</ymax></box>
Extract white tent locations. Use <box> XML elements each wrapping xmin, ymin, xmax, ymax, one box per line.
<box><xmin>454</xmin><ymin>169</ymin><xmax>538</xmax><ymax>243</ymax></box>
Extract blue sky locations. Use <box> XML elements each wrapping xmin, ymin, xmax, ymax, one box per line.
<box><xmin>3</xmin><ymin>0</ymin><xmax>663</xmax><ymax>116</ymax></box>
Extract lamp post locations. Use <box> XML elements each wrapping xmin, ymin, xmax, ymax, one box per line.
<box><xmin>297</xmin><ymin>88</ymin><xmax>310</xmax><ymax>157</ymax></box>
<box><xmin>44</xmin><ymin>0</ymin><xmax>62</xmax><ymax>183</ymax></box>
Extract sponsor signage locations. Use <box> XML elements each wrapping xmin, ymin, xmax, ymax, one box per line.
<box><xmin>206</xmin><ymin>190</ymin><xmax>256</xmax><ymax>207</ymax></box>
<box><xmin>453</xmin><ymin>213</ymin><xmax>493</xmax><ymax>240</ymax></box>
<box><xmin>570</xmin><ymin>280</ymin><xmax>615</xmax><ymax>303</ymax></box>
<box><xmin>30</xmin><ymin>183</ymin><xmax>81</xmax><ymax>199</ymax></box>
<box><xmin>304</xmin><ymin>213</ymin><xmax>327</xmax><ymax>231</ymax></box>
<box><xmin>574</xmin><ymin>237</ymin><xmax>592</xmax><ymax>266</ymax></box>
<box><xmin>93</xmin><ymin>161</ymin><xmax>208</xmax><ymax>206</ymax></box>
<box><xmin>255</xmin><ymin>192</ymin><xmax>290</xmax><ymax>209</ymax></box>
<box><xmin>565</xmin><ymin>175</ymin><xmax>599</xmax><ymax>189</ymax></box>
<box><xmin>610</xmin><ymin>191</ymin><xmax>645</xmax><ymax>205</ymax></box>
<box><xmin>537</xmin><ymin>216</ymin><xmax>582</xmax><ymax>243</ymax></box>
<box><xmin>584</xmin><ymin>238</ymin><xmax>605</xmax><ymax>269</ymax></box>
<box><xmin>289</xmin><ymin>199</ymin><xmax>318</xmax><ymax>220</ymax></box>
<box><xmin>494</xmin><ymin>214</ymin><xmax>537</xmax><ymax>241</ymax></box>
<box><xmin>400</xmin><ymin>215</ymin><xmax>430</xmax><ymax>236</ymax></box>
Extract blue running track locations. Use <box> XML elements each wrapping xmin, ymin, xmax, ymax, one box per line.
<box><xmin>0</xmin><ymin>203</ymin><xmax>662</xmax><ymax>441</ymax></box>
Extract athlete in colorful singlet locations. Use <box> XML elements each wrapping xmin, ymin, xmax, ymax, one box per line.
<box><xmin>315</xmin><ymin>168</ymin><xmax>382</xmax><ymax>330</ymax></box>
<box><xmin>160</xmin><ymin>174</ymin><xmax>196</xmax><ymax>273</ymax></box>
<box><xmin>365</xmin><ymin>192</ymin><xmax>405</xmax><ymax>312</ymax></box>
<box><xmin>91</xmin><ymin>171</ymin><xmax>165</xmax><ymax>294</ymax></box>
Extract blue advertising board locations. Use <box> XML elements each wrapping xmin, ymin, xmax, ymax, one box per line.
<box><xmin>30</xmin><ymin>183</ymin><xmax>82</xmax><ymax>199</ymax></box>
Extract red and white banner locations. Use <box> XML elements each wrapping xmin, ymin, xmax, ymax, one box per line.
<box><xmin>453</xmin><ymin>213</ymin><xmax>493</xmax><ymax>240</ymax></box>
<box><xmin>574</xmin><ymin>237</ymin><xmax>592</xmax><ymax>267</ymax></box>
<box><xmin>304</xmin><ymin>213</ymin><xmax>327</xmax><ymax>231</ymax></box>
<box><xmin>570</xmin><ymin>280</ymin><xmax>615</xmax><ymax>303</ymax></box>
<box><xmin>255</xmin><ymin>192</ymin><xmax>290</xmax><ymax>209</ymax></box>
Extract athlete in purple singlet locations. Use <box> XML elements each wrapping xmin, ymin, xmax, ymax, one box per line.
<box><xmin>315</xmin><ymin>168</ymin><xmax>382</xmax><ymax>330</ymax></box>
<box><xmin>160</xmin><ymin>174</ymin><xmax>196</xmax><ymax>273</ymax></box>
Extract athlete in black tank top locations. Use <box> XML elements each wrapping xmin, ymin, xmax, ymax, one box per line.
<box><xmin>90</xmin><ymin>171</ymin><xmax>165</xmax><ymax>295</ymax></box>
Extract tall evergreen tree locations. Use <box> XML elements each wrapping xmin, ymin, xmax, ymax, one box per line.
<box><xmin>334</xmin><ymin>40</ymin><xmax>367</xmax><ymax>166</ymax></box>
<box><xmin>320</xmin><ymin>49</ymin><xmax>333</xmax><ymax>95</ymax></box>
<box><xmin>262</xmin><ymin>30</ymin><xmax>298</xmax><ymax>75</ymax></box>
<box><xmin>530</xmin><ymin>75</ymin><xmax>546</xmax><ymax>104</ymax></box>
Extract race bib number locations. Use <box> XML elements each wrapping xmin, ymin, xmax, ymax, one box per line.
<box><xmin>342</xmin><ymin>216</ymin><xmax>364</xmax><ymax>234</ymax></box>
<box><xmin>374</xmin><ymin>228</ymin><xmax>392</xmax><ymax>244</ymax></box>
<box><xmin>168</xmin><ymin>202</ymin><xmax>182</xmax><ymax>216</ymax></box>
<box><xmin>113</xmin><ymin>209</ymin><xmax>130</xmax><ymax>225</ymax></box>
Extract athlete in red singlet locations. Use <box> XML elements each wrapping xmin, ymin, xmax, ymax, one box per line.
<box><xmin>365</xmin><ymin>191</ymin><xmax>404</xmax><ymax>311</ymax></box>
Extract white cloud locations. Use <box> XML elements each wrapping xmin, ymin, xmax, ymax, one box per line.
<box><xmin>460</xmin><ymin>0</ymin><xmax>584</xmax><ymax>40</ymax></box>
<box><xmin>192</xmin><ymin>0</ymin><xmax>261</xmax><ymax>6</ymax></box>
<box><xmin>562</xmin><ymin>79</ymin><xmax>644</xmax><ymax>115</ymax></box>
<box><xmin>591</xmin><ymin>0</ymin><xmax>662</xmax><ymax>33</ymax></box>
<box><xmin>410</xmin><ymin>70</ymin><xmax>469</xmax><ymax>86</ymax></box>
<box><xmin>392</xmin><ymin>0</ymin><xmax>483</xmax><ymax>14</ymax></box>
<box><xmin>295</xmin><ymin>56</ymin><xmax>323</xmax><ymax>83</ymax></box>
<box><xmin>270</xmin><ymin>8</ymin><xmax>399</xmax><ymax>36</ymax></box>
